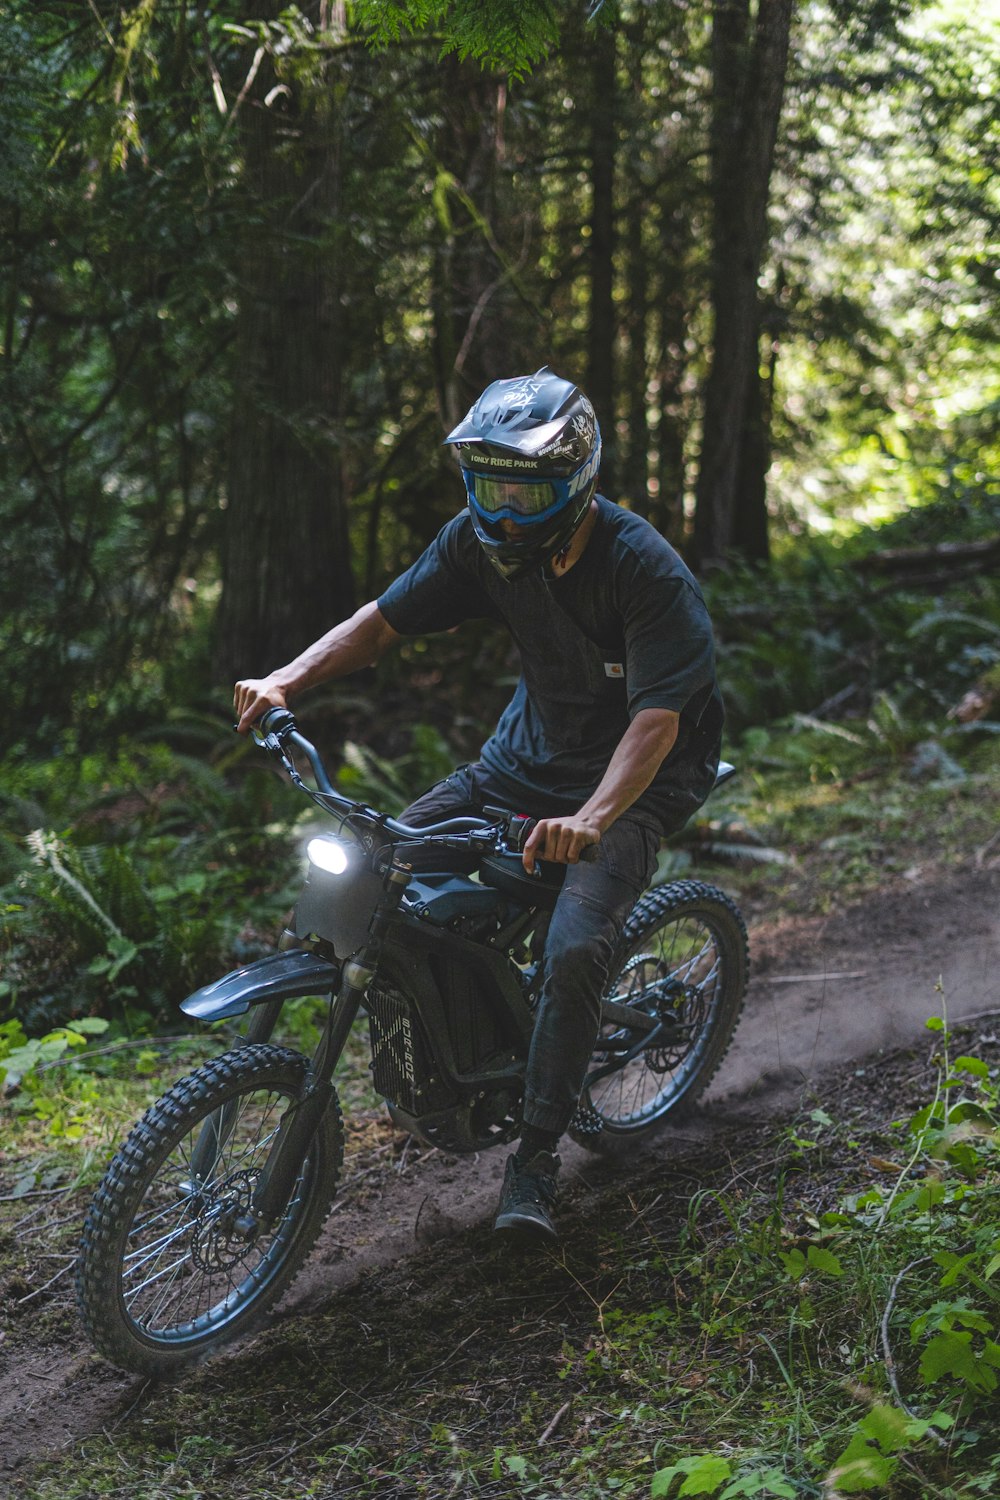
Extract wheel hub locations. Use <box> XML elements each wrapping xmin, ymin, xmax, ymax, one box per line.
<box><xmin>190</xmin><ymin>1170</ymin><xmax>260</xmax><ymax>1272</ymax></box>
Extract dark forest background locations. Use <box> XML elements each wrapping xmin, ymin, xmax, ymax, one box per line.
<box><xmin>2</xmin><ymin>0</ymin><xmax>996</xmax><ymax>747</ymax></box>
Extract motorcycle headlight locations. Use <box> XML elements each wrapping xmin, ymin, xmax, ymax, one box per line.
<box><xmin>306</xmin><ymin>836</ymin><xmax>350</xmax><ymax>876</ymax></box>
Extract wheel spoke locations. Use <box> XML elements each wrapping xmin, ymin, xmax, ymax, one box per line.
<box><xmin>583</xmin><ymin>894</ymin><xmax>746</xmax><ymax>1133</ymax></box>
<box><xmin>125</xmin><ymin>1250</ymin><xmax>194</xmax><ymax>1306</ymax></box>
<box><xmin>123</xmin><ymin>1218</ymin><xmax>194</xmax><ymax>1269</ymax></box>
<box><xmin>77</xmin><ymin>1046</ymin><xmax>344</xmax><ymax>1376</ymax></box>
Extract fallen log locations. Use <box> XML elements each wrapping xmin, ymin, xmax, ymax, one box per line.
<box><xmin>854</xmin><ymin>534</ymin><xmax>1000</xmax><ymax>574</ymax></box>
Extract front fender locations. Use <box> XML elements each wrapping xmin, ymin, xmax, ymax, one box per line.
<box><xmin>180</xmin><ymin>950</ymin><xmax>342</xmax><ymax>1023</ymax></box>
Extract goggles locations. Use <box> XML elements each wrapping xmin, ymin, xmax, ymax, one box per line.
<box><xmin>462</xmin><ymin>448</ymin><xmax>599</xmax><ymax>528</ymax></box>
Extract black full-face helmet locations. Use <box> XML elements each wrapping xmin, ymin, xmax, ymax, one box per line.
<box><xmin>444</xmin><ymin>367</ymin><xmax>602</xmax><ymax>581</ymax></box>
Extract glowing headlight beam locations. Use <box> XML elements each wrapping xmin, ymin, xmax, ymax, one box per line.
<box><xmin>306</xmin><ymin>837</ymin><xmax>350</xmax><ymax>875</ymax></box>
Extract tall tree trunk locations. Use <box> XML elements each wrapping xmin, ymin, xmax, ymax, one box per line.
<box><xmin>215</xmin><ymin>7</ymin><xmax>354</xmax><ymax>681</ymax></box>
<box><xmin>430</xmin><ymin>60</ymin><xmax>512</xmax><ymax>431</ymax></box>
<box><xmin>620</xmin><ymin>21</ymin><xmax>650</xmax><ymax>514</ymax></box>
<box><xmin>731</xmin><ymin>321</ymin><xmax>776</xmax><ymax>559</ymax></box>
<box><xmin>587</xmin><ymin>22</ymin><xmax>617</xmax><ymax>491</ymax></box>
<box><xmin>653</xmin><ymin>197</ymin><xmax>691</xmax><ymax>545</ymax></box>
<box><xmin>694</xmin><ymin>0</ymin><xmax>793</xmax><ymax>567</ymax></box>
<box><xmin>621</xmin><ymin>193</ymin><xmax>649</xmax><ymax>511</ymax></box>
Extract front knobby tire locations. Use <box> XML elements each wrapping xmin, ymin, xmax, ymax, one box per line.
<box><xmin>571</xmin><ymin>881</ymin><xmax>749</xmax><ymax>1151</ymax></box>
<box><xmin>77</xmin><ymin>1043</ymin><xmax>343</xmax><ymax>1378</ymax></box>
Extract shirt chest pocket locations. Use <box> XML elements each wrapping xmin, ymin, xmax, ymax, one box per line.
<box><xmin>536</xmin><ymin>639</ymin><xmax>629</xmax><ymax>738</ymax></box>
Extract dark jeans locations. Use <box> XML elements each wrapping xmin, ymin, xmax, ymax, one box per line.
<box><xmin>401</xmin><ymin>763</ymin><xmax>662</xmax><ymax>1137</ymax></box>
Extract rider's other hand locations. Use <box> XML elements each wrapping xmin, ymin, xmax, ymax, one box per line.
<box><xmin>233</xmin><ymin>677</ymin><xmax>287</xmax><ymax>736</ymax></box>
<box><xmin>522</xmin><ymin>816</ymin><xmax>601</xmax><ymax>874</ymax></box>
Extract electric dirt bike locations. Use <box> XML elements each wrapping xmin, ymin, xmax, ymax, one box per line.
<box><xmin>76</xmin><ymin>709</ymin><xmax>749</xmax><ymax>1376</ymax></box>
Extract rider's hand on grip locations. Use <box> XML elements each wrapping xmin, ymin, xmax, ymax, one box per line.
<box><xmin>521</xmin><ymin>814</ymin><xmax>602</xmax><ymax>874</ymax></box>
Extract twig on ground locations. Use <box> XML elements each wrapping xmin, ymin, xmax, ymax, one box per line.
<box><xmin>880</xmin><ymin>1254</ymin><xmax>947</xmax><ymax>1446</ymax></box>
<box><xmin>974</xmin><ymin>827</ymin><xmax>1000</xmax><ymax>866</ymax></box>
<box><xmin>261</xmin><ymin>1390</ymin><xmax>350</xmax><ymax>1471</ymax></box>
<box><xmin>538</xmin><ymin>1398</ymin><xmax>572</xmax><ymax>1447</ymax></box>
<box><xmin>765</xmin><ymin>971</ymin><xmax>867</xmax><ymax>984</ymax></box>
<box><xmin>14</xmin><ymin>1258</ymin><xmax>75</xmax><ymax>1305</ymax></box>
<box><xmin>413</xmin><ymin>1326</ymin><xmax>482</xmax><ymax>1384</ymax></box>
<box><xmin>110</xmin><ymin>1378</ymin><xmax>156</xmax><ymax>1431</ymax></box>
<box><xmin>0</xmin><ymin>1186</ymin><xmax>70</xmax><ymax>1204</ymax></box>
<box><xmin>33</xmin><ymin>1034</ymin><xmax>206</xmax><ymax>1073</ymax></box>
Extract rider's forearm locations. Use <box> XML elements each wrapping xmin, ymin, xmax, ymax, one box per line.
<box><xmin>271</xmin><ymin>602</ymin><xmax>400</xmax><ymax>697</ymax></box>
<box><xmin>235</xmin><ymin>603</ymin><xmax>401</xmax><ymax>731</ymax></box>
<box><xmin>577</xmin><ymin>708</ymin><xmax>680</xmax><ymax>833</ymax></box>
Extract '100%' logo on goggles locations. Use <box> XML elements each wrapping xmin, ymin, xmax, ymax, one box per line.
<box><xmin>464</xmin><ymin>448</ymin><xmax>601</xmax><ymax>525</ymax></box>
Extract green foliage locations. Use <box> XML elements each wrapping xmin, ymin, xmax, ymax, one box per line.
<box><xmin>827</xmin><ymin>1405</ymin><xmax>953</xmax><ymax>1494</ymax></box>
<box><xmin>351</xmin><ymin>0</ymin><xmax>565</xmax><ymax>78</ymax></box>
<box><xmin>566</xmin><ymin>1008</ymin><xmax>999</xmax><ymax>1500</ymax></box>
<box><xmin>0</xmin><ymin>1016</ymin><xmax>109</xmax><ymax>1092</ymax></box>
<box><xmin>771</xmin><ymin>7</ymin><xmax>1000</xmax><ymax>533</ymax></box>
<box><xmin>817</xmin><ymin>1014</ymin><xmax>1000</xmax><ymax>1493</ymax></box>
<box><xmin>335</xmin><ymin>722</ymin><xmax>457</xmax><ymax>812</ymax></box>
<box><xmin>3</xmin><ymin>0</ymin><xmax>998</xmax><ymax>756</ymax></box>
<box><xmin>707</xmin><ymin>485</ymin><xmax>1000</xmax><ymax>736</ymax></box>
<box><xmin>0</xmin><ymin>736</ymin><xmax>303</xmax><ymax>1033</ymax></box>
<box><xmin>652</xmin><ymin>1455</ymin><xmax>797</xmax><ymax>1497</ymax></box>
<box><xmin>0</xmin><ymin>0</ymin><xmax>239</xmax><ymax>746</ymax></box>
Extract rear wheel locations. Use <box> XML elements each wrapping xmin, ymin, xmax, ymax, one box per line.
<box><xmin>571</xmin><ymin>881</ymin><xmax>748</xmax><ymax>1149</ymax></box>
<box><xmin>77</xmin><ymin>1044</ymin><xmax>343</xmax><ymax>1377</ymax></box>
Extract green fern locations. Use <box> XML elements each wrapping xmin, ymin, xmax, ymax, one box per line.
<box><xmin>351</xmin><ymin>1</ymin><xmax>562</xmax><ymax>78</ymax></box>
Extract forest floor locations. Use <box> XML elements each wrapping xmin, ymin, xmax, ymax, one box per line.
<box><xmin>1</xmin><ymin>850</ymin><xmax>998</xmax><ymax>1498</ymax></box>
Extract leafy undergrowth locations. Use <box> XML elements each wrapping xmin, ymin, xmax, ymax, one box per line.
<box><xmin>3</xmin><ymin>1016</ymin><xmax>999</xmax><ymax>1500</ymax></box>
<box><xmin>671</xmin><ymin>714</ymin><xmax>1000</xmax><ymax>924</ymax></box>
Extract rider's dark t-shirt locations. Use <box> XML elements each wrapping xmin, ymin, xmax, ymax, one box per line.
<box><xmin>377</xmin><ymin>496</ymin><xmax>724</xmax><ymax>834</ymax></box>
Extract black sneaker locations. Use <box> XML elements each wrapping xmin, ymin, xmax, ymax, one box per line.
<box><xmin>494</xmin><ymin>1151</ymin><xmax>560</xmax><ymax>1242</ymax></box>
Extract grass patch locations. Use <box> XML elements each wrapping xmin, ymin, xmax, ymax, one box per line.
<box><xmin>677</xmin><ymin>714</ymin><xmax>1000</xmax><ymax>920</ymax></box>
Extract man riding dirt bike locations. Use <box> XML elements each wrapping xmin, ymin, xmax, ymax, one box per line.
<box><xmin>234</xmin><ymin>367</ymin><xmax>725</xmax><ymax>1243</ymax></box>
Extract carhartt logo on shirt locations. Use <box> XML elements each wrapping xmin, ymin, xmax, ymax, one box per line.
<box><xmin>604</xmin><ymin>662</ymin><xmax>624</xmax><ymax>678</ymax></box>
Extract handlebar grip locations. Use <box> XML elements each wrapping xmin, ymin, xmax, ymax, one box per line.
<box><xmin>494</xmin><ymin>808</ymin><xmax>601</xmax><ymax>864</ymax></box>
<box><xmin>259</xmin><ymin>706</ymin><xmax>296</xmax><ymax>737</ymax></box>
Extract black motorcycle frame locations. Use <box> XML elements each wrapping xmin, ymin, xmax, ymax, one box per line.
<box><xmin>180</xmin><ymin>708</ymin><xmax>672</xmax><ymax>1233</ymax></box>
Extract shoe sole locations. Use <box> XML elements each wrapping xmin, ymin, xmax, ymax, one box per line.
<box><xmin>494</xmin><ymin>1210</ymin><xmax>559</xmax><ymax>1243</ymax></box>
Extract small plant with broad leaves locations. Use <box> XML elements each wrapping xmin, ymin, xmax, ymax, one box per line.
<box><xmin>824</xmin><ymin>1011</ymin><xmax>999</xmax><ymax>1493</ymax></box>
<box><xmin>0</xmin><ymin>1016</ymin><xmax>110</xmax><ymax>1093</ymax></box>
<box><xmin>651</xmin><ymin>1454</ymin><xmax>797</xmax><ymax>1497</ymax></box>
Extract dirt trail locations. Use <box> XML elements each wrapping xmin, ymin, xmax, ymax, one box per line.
<box><xmin>1</xmin><ymin>864</ymin><xmax>997</xmax><ymax>1488</ymax></box>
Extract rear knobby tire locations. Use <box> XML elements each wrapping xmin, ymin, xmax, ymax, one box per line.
<box><xmin>76</xmin><ymin>1043</ymin><xmax>343</xmax><ymax>1378</ymax></box>
<box><xmin>571</xmin><ymin>880</ymin><xmax>749</xmax><ymax>1151</ymax></box>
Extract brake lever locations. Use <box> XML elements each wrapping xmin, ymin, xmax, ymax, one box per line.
<box><xmin>481</xmin><ymin>804</ymin><xmax>600</xmax><ymax>863</ymax></box>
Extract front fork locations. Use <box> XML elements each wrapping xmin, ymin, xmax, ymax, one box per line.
<box><xmin>238</xmin><ymin>856</ymin><xmax>413</xmax><ymax>1232</ymax></box>
<box><xmin>185</xmin><ymin>997</ymin><xmax>292</xmax><ymax>1189</ymax></box>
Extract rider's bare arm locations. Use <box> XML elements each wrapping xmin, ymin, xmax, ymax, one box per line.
<box><xmin>522</xmin><ymin>707</ymin><xmax>680</xmax><ymax>872</ymax></box>
<box><xmin>234</xmin><ymin>601</ymin><xmax>401</xmax><ymax>734</ymax></box>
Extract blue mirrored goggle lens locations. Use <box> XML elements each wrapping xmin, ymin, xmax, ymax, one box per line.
<box><xmin>464</xmin><ymin>472</ymin><xmax>563</xmax><ymax>521</ymax></box>
<box><xmin>465</xmin><ymin>473</ymin><xmax>581</xmax><ymax>530</ymax></box>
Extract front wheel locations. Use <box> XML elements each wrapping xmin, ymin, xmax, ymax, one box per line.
<box><xmin>76</xmin><ymin>1044</ymin><xmax>343</xmax><ymax>1377</ymax></box>
<box><xmin>571</xmin><ymin>881</ymin><xmax>748</xmax><ymax>1150</ymax></box>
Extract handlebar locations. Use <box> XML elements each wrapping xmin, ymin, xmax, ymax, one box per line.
<box><xmin>251</xmin><ymin>707</ymin><xmax>599</xmax><ymax>863</ymax></box>
<box><xmin>253</xmin><ymin>707</ymin><xmax>489</xmax><ymax>837</ymax></box>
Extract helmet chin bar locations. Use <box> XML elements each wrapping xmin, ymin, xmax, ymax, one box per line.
<box><xmin>470</xmin><ymin>487</ymin><xmax>596</xmax><ymax>581</ymax></box>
